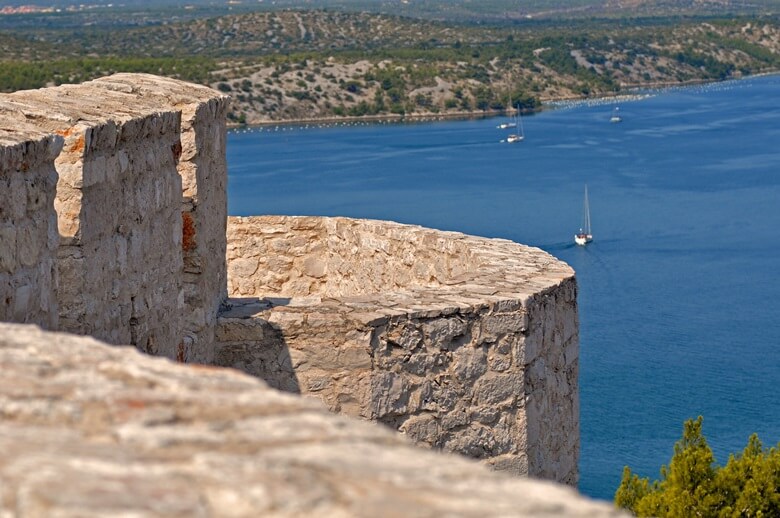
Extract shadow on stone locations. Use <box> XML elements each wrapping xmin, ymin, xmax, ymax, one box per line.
<box><xmin>215</xmin><ymin>297</ymin><xmax>301</xmax><ymax>394</ymax></box>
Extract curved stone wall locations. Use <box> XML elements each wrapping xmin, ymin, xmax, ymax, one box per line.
<box><xmin>218</xmin><ymin>215</ymin><xmax>580</xmax><ymax>484</ymax></box>
<box><xmin>227</xmin><ymin>215</ymin><xmax>480</xmax><ymax>297</ymax></box>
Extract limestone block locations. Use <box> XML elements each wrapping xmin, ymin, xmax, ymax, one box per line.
<box><xmin>12</xmin><ymin>284</ymin><xmax>32</xmax><ymax>321</ymax></box>
<box><xmin>15</xmin><ymin>220</ymin><xmax>42</xmax><ymax>268</ymax></box>
<box><xmin>7</xmin><ymin>172</ymin><xmax>27</xmax><ymax>219</ymax></box>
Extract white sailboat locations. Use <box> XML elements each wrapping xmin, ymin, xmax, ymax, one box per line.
<box><xmin>610</xmin><ymin>106</ymin><xmax>622</xmax><ymax>123</ymax></box>
<box><xmin>574</xmin><ymin>185</ymin><xmax>593</xmax><ymax>246</ymax></box>
<box><xmin>506</xmin><ymin>104</ymin><xmax>524</xmax><ymax>143</ymax></box>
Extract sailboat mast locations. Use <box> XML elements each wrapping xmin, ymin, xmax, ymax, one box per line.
<box><xmin>517</xmin><ymin>103</ymin><xmax>524</xmax><ymax>137</ymax></box>
<box><xmin>582</xmin><ymin>185</ymin><xmax>591</xmax><ymax>235</ymax></box>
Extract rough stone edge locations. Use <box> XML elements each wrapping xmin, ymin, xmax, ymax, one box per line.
<box><xmin>0</xmin><ymin>322</ymin><xmax>622</xmax><ymax>517</ymax></box>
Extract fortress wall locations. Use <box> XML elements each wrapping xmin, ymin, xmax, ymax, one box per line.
<box><xmin>91</xmin><ymin>74</ymin><xmax>231</xmax><ymax>362</ymax></box>
<box><xmin>0</xmin><ymin>75</ymin><xmax>584</xmax><ymax>494</ymax></box>
<box><xmin>1</xmin><ymin>84</ymin><xmax>185</xmax><ymax>358</ymax></box>
<box><xmin>218</xmin><ymin>215</ymin><xmax>579</xmax><ymax>484</ymax></box>
<box><xmin>0</xmin><ymin>125</ymin><xmax>62</xmax><ymax>329</ymax></box>
<box><xmin>372</xmin><ymin>280</ymin><xmax>579</xmax><ymax>484</ymax></box>
<box><xmin>522</xmin><ymin>278</ymin><xmax>580</xmax><ymax>483</ymax></box>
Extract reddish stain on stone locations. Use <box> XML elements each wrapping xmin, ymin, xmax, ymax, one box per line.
<box><xmin>55</xmin><ymin>127</ymin><xmax>77</xmax><ymax>137</ymax></box>
<box><xmin>176</xmin><ymin>342</ymin><xmax>186</xmax><ymax>363</ymax></box>
<box><xmin>54</xmin><ymin>127</ymin><xmax>84</xmax><ymax>153</ymax></box>
<box><xmin>182</xmin><ymin>212</ymin><xmax>196</xmax><ymax>252</ymax></box>
<box><xmin>123</xmin><ymin>399</ymin><xmax>146</xmax><ymax>409</ymax></box>
<box><xmin>69</xmin><ymin>135</ymin><xmax>85</xmax><ymax>153</ymax></box>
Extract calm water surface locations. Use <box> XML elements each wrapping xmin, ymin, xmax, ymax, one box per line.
<box><xmin>228</xmin><ymin>75</ymin><xmax>780</xmax><ymax>501</ymax></box>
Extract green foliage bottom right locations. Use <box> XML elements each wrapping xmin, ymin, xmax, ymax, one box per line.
<box><xmin>615</xmin><ymin>416</ymin><xmax>780</xmax><ymax>517</ymax></box>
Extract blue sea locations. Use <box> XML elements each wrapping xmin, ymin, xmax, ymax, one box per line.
<box><xmin>227</xmin><ymin>74</ymin><xmax>780</xmax><ymax>501</ymax></box>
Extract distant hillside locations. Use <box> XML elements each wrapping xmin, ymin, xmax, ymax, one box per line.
<box><xmin>208</xmin><ymin>17</ymin><xmax>780</xmax><ymax>124</ymax></box>
<box><xmin>23</xmin><ymin>11</ymin><xmax>484</xmax><ymax>58</ymax></box>
<box><xmin>1</xmin><ymin>0</ymin><xmax>778</xmax><ymax>24</ymax></box>
<box><xmin>211</xmin><ymin>0</ymin><xmax>780</xmax><ymax>21</ymax></box>
<box><xmin>2</xmin><ymin>9</ymin><xmax>780</xmax><ymax>124</ymax></box>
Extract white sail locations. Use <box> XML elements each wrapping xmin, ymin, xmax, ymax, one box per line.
<box><xmin>582</xmin><ymin>185</ymin><xmax>591</xmax><ymax>235</ymax></box>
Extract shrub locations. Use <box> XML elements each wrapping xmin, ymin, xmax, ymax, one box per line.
<box><xmin>615</xmin><ymin>417</ymin><xmax>780</xmax><ymax>517</ymax></box>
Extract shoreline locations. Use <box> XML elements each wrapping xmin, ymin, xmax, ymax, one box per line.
<box><xmin>235</xmin><ymin>110</ymin><xmax>504</xmax><ymax>129</ymax></box>
<box><xmin>228</xmin><ymin>71</ymin><xmax>780</xmax><ymax>129</ymax></box>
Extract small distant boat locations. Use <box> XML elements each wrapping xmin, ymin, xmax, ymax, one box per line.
<box><xmin>574</xmin><ymin>185</ymin><xmax>593</xmax><ymax>246</ymax></box>
<box><xmin>610</xmin><ymin>106</ymin><xmax>622</xmax><ymax>123</ymax></box>
<box><xmin>506</xmin><ymin>104</ymin><xmax>525</xmax><ymax>143</ymax></box>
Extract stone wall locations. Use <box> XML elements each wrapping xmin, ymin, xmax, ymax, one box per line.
<box><xmin>1</xmin><ymin>84</ymin><xmax>185</xmax><ymax>357</ymax></box>
<box><xmin>0</xmin><ymin>322</ymin><xmax>624</xmax><ymax>517</ymax></box>
<box><xmin>218</xmin><ymin>215</ymin><xmax>580</xmax><ymax>484</ymax></box>
<box><xmin>0</xmin><ymin>76</ymin><xmax>229</xmax><ymax>360</ymax></box>
<box><xmin>0</xmin><ymin>74</ymin><xmax>585</xmax><ymax>496</ymax></box>
<box><xmin>226</xmin><ymin>213</ymin><xmax>480</xmax><ymax>297</ymax></box>
<box><xmin>91</xmin><ymin>74</ymin><xmax>230</xmax><ymax>363</ymax></box>
<box><xmin>0</xmin><ymin>124</ymin><xmax>61</xmax><ymax>329</ymax></box>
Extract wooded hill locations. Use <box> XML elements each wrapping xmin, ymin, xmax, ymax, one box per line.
<box><xmin>2</xmin><ymin>8</ymin><xmax>780</xmax><ymax>123</ymax></box>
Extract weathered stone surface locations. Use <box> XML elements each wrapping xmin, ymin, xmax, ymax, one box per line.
<box><xmin>92</xmin><ymin>74</ymin><xmax>231</xmax><ymax>363</ymax></box>
<box><xmin>2</xmin><ymin>83</ymin><xmax>185</xmax><ymax>357</ymax></box>
<box><xmin>0</xmin><ymin>124</ymin><xmax>62</xmax><ymax>329</ymax></box>
<box><xmin>219</xmin><ymin>215</ymin><xmax>580</xmax><ymax>485</ymax></box>
<box><xmin>0</xmin><ymin>323</ymin><xmax>623</xmax><ymax>517</ymax></box>
<box><xmin>0</xmin><ymin>75</ymin><xmax>230</xmax><ymax>360</ymax></box>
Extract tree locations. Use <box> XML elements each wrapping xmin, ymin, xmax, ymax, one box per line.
<box><xmin>615</xmin><ymin>416</ymin><xmax>780</xmax><ymax>517</ymax></box>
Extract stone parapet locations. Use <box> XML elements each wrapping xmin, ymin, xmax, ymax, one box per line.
<box><xmin>0</xmin><ymin>124</ymin><xmax>62</xmax><ymax>329</ymax></box>
<box><xmin>1</xmin><ymin>83</ymin><xmax>185</xmax><ymax>356</ymax></box>
<box><xmin>0</xmin><ymin>75</ymin><xmax>229</xmax><ymax>359</ymax></box>
<box><xmin>218</xmin><ymin>215</ymin><xmax>579</xmax><ymax>484</ymax></box>
<box><xmin>0</xmin><ymin>322</ymin><xmax>622</xmax><ymax>517</ymax></box>
<box><xmin>91</xmin><ymin>74</ymin><xmax>231</xmax><ymax>363</ymax></box>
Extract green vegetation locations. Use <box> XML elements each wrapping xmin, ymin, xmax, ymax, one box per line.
<box><xmin>0</xmin><ymin>57</ymin><xmax>214</xmax><ymax>92</ymax></box>
<box><xmin>2</xmin><ymin>6</ymin><xmax>780</xmax><ymax>123</ymax></box>
<box><xmin>615</xmin><ymin>417</ymin><xmax>780</xmax><ymax>517</ymax></box>
<box><xmin>29</xmin><ymin>0</ymin><xmax>765</xmax><ymax>23</ymax></box>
